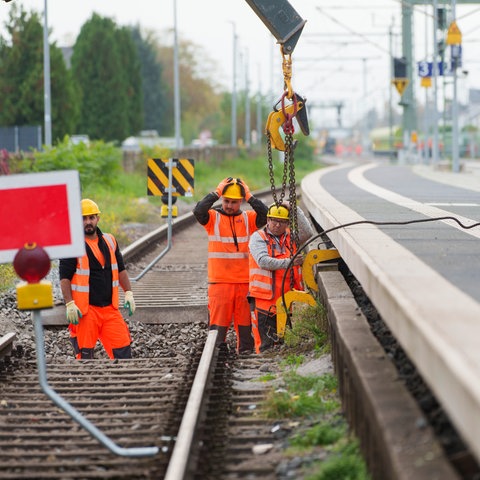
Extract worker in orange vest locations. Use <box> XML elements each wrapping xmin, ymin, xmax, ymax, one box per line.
<box><xmin>59</xmin><ymin>199</ymin><xmax>135</xmax><ymax>359</ymax></box>
<box><xmin>193</xmin><ymin>177</ymin><xmax>268</xmax><ymax>353</ymax></box>
<box><xmin>248</xmin><ymin>203</ymin><xmax>315</xmax><ymax>353</ymax></box>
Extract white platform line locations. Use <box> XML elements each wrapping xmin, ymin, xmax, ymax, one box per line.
<box><xmin>348</xmin><ymin>163</ymin><xmax>480</xmax><ymax>239</ymax></box>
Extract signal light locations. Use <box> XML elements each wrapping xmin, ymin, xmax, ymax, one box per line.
<box><xmin>13</xmin><ymin>243</ymin><xmax>53</xmax><ymax>310</ymax></box>
<box><xmin>161</xmin><ymin>194</ymin><xmax>178</xmax><ymax>218</ymax></box>
<box><xmin>13</xmin><ymin>243</ymin><xmax>50</xmax><ymax>283</ymax></box>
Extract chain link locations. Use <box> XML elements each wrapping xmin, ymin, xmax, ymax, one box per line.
<box><xmin>284</xmin><ymin>133</ymin><xmax>298</xmax><ymax>290</ymax></box>
<box><xmin>267</xmin><ymin>132</ymin><xmax>288</xmax><ymax>207</ymax></box>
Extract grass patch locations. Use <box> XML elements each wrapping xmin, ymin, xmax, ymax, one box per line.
<box><xmin>305</xmin><ymin>439</ymin><xmax>371</xmax><ymax>480</ymax></box>
<box><xmin>284</xmin><ymin>302</ymin><xmax>329</xmax><ymax>353</ymax></box>
<box><xmin>257</xmin><ymin>373</ymin><xmax>277</xmax><ymax>382</ymax></box>
<box><xmin>265</xmin><ymin>372</ymin><xmax>339</xmax><ymax>419</ymax></box>
<box><xmin>281</xmin><ymin>353</ymin><xmax>305</xmax><ymax>369</ymax></box>
<box><xmin>0</xmin><ymin>264</ymin><xmax>17</xmax><ymax>292</ymax></box>
<box><xmin>290</xmin><ymin>417</ymin><xmax>346</xmax><ymax>448</ymax></box>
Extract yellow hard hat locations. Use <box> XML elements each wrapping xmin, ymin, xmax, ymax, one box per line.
<box><xmin>267</xmin><ymin>204</ymin><xmax>289</xmax><ymax>220</ymax></box>
<box><xmin>81</xmin><ymin>198</ymin><xmax>101</xmax><ymax>216</ymax></box>
<box><xmin>223</xmin><ymin>181</ymin><xmax>243</xmax><ymax>200</ymax></box>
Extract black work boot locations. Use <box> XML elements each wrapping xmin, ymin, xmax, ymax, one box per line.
<box><xmin>80</xmin><ymin>347</ymin><xmax>95</xmax><ymax>359</ymax></box>
<box><xmin>112</xmin><ymin>345</ymin><xmax>132</xmax><ymax>359</ymax></box>
<box><xmin>238</xmin><ymin>325</ymin><xmax>254</xmax><ymax>354</ymax></box>
<box><xmin>258</xmin><ymin>312</ymin><xmax>277</xmax><ymax>352</ymax></box>
<box><xmin>209</xmin><ymin>325</ymin><xmax>229</xmax><ymax>351</ymax></box>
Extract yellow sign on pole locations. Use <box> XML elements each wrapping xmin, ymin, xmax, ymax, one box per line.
<box><xmin>446</xmin><ymin>21</ymin><xmax>462</xmax><ymax>45</ymax></box>
<box><xmin>421</xmin><ymin>77</ymin><xmax>432</xmax><ymax>88</ymax></box>
<box><xmin>392</xmin><ymin>78</ymin><xmax>409</xmax><ymax>96</ymax></box>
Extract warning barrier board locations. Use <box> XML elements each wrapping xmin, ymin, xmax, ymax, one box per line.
<box><xmin>0</xmin><ymin>170</ymin><xmax>85</xmax><ymax>264</ymax></box>
<box><xmin>147</xmin><ymin>158</ymin><xmax>194</xmax><ymax>197</ymax></box>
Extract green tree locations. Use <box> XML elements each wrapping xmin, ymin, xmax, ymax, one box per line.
<box><xmin>156</xmin><ymin>38</ymin><xmax>222</xmax><ymax>143</ymax></box>
<box><xmin>117</xmin><ymin>26</ymin><xmax>143</xmax><ymax>136</ymax></box>
<box><xmin>130</xmin><ymin>26</ymin><xmax>168</xmax><ymax>135</ymax></box>
<box><xmin>0</xmin><ymin>4</ymin><xmax>79</xmax><ymax>140</ymax></box>
<box><xmin>71</xmin><ymin>13</ymin><xmax>142</xmax><ymax>142</ymax></box>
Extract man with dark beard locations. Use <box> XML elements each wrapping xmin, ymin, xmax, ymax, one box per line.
<box><xmin>59</xmin><ymin>199</ymin><xmax>135</xmax><ymax>359</ymax></box>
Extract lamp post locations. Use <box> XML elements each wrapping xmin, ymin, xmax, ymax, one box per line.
<box><xmin>43</xmin><ymin>0</ymin><xmax>52</xmax><ymax>147</ymax></box>
<box><xmin>230</xmin><ymin>22</ymin><xmax>237</xmax><ymax>147</ymax></box>
<box><xmin>173</xmin><ymin>0</ymin><xmax>182</xmax><ymax>150</ymax></box>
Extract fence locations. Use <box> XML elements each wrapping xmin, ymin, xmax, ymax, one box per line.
<box><xmin>0</xmin><ymin>126</ymin><xmax>42</xmax><ymax>152</ymax></box>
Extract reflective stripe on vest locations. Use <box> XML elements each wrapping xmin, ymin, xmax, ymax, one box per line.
<box><xmin>71</xmin><ymin>233</ymin><xmax>120</xmax><ymax>314</ymax></box>
<box><xmin>249</xmin><ymin>229</ymin><xmax>301</xmax><ymax>300</ymax></box>
<box><xmin>205</xmin><ymin>210</ymin><xmax>253</xmax><ymax>283</ymax></box>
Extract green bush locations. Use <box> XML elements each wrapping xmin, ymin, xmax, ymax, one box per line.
<box><xmin>22</xmin><ymin>136</ymin><xmax>122</xmax><ymax>187</ymax></box>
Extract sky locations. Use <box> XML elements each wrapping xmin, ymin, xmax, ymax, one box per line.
<box><xmin>2</xmin><ymin>1</ymin><xmax>480</xmax><ymax>130</ymax></box>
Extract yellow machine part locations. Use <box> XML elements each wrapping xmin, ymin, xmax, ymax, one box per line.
<box><xmin>16</xmin><ymin>281</ymin><xmax>53</xmax><ymax>310</ymax></box>
<box><xmin>161</xmin><ymin>204</ymin><xmax>178</xmax><ymax>218</ymax></box>
<box><xmin>276</xmin><ymin>289</ymin><xmax>317</xmax><ymax>338</ymax></box>
<box><xmin>276</xmin><ymin>249</ymin><xmax>340</xmax><ymax>338</ymax></box>
<box><xmin>265</xmin><ymin>101</ymin><xmax>304</xmax><ymax>151</ymax></box>
<box><xmin>302</xmin><ymin>249</ymin><xmax>341</xmax><ymax>292</ymax></box>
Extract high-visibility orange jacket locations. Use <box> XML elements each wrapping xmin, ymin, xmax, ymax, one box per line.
<box><xmin>204</xmin><ymin>209</ymin><xmax>259</xmax><ymax>283</ymax></box>
<box><xmin>71</xmin><ymin>233</ymin><xmax>120</xmax><ymax>315</ymax></box>
<box><xmin>249</xmin><ymin>229</ymin><xmax>302</xmax><ymax>301</ymax></box>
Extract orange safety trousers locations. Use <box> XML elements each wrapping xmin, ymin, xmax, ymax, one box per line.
<box><xmin>71</xmin><ymin>304</ymin><xmax>131</xmax><ymax>359</ymax></box>
<box><xmin>208</xmin><ymin>283</ymin><xmax>251</xmax><ymax>351</ymax></box>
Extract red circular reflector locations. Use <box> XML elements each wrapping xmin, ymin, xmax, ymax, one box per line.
<box><xmin>13</xmin><ymin>243</ymin><xmax>51</xmax><ymax>283</ymax></box>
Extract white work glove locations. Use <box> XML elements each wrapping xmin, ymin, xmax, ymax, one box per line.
<box><xmin>65</xmin><ymin>300</ymin><xmax>82</xmax><ymax>325</ymax></box>
<box><xmin>124</xmin><ymin>291</ymin><xmax>136</xmax><ymax>316</ymax></box>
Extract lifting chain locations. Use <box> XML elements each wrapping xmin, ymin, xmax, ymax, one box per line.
<box><xmin>266</xmin><ymin>48</ymin><xmax>300</xmax><ymax>287</ymax></box>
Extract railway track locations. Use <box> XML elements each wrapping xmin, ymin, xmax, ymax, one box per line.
<box><xmin>0</xmin><ymin>186</ymin><xmax>474</xmax><ymax>479</ymax></box>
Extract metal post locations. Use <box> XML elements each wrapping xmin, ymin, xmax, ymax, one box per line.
<box><xmin>256</xmin><ymin>65</ymin><xmax>262</xmax><ymax>146</ymax></box>
<box><xmin>432</xmin><ymin>0</ymin><xmax>440</xmax><ymax>166</ymax></box>
<box><xmin>424</xmin><ymin>5</ymin><xmax>430</xmax><ymax>164</ymax></box>
<box><xmin>230</xmin><ymin>22</ymin><xmax>237</xmax><ymax>147</ymax></box>
<box><xmin>401</xmin><ymin>1</ymin><xmax>416</xmax><ymax>138</ymax></box>
<box><xmin>173</xmin><ymin>0</ymin><xmax>182</xmax><ymax>150</ymax></box>
<box><xmin>245</xmin><ymin>48</ymin><xmax>250</xmax><ymax>148</ymax></box>
<box><xmin>132</xmin><ymin>159</ymin><xmax>175</xmax><ymax>282</ymax></box>
<box><xmin>362</xmin><ymin>58</ymin><xmax>368</xmax><ymax>155</ymax></box>
<box><xmin>43</xmin><ymin>0</ymin><xmax>52</xmax><ymax>147</ymax></box>
<box><xmin>389</xmin><ymin>22</ymin><xmax>394</xmax><ymax>161</ymax></box>
<box><xmin>32</xmin><ymin>310</ymin><xmax>158</xmax><ymax>457</ymax></box>
<box><xmin>451</xmin><ymin>0</ymin><xmax>460</xmax><ymax>172</ymax></box>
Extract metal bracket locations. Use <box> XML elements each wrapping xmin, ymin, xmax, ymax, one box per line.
<box><xmin>276</xmin><ymin>290</ymin><xmax>317</xmax><ymax>338</ymax></box>
<box><xmin>302</xmin><ymin>249</ymin><xmax>341</xmax><ymax>292</ymax></box>
<box><xmin>244</xmin><ymin>0</ymin><xmax>306</xmax><ymax>54</ymax></box>
<box><xmin>265</xmin><ymin>93</ymin><xmax>309</xmax><ymax>151</ymax></box>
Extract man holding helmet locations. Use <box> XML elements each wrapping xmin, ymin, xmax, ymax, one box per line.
<box><xmin>193</xmin><ymin>177</ymin><xmax>268</xmax><ymax>353</ymax></box>
<box><xmin>248</xmin><ymin>203</ymin><xmax>314</xmax><ymax>353</ymax></box>
<box><xmin>59</xmin><ymin>198</ymin><xmax>136</xmax><ymax>359</ymax></box>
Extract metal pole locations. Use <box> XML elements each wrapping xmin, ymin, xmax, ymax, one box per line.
<box><xmin>432</xmin><ymin>0</ymin><xmax>440</xmax><ymax>166</ymax></box>
<box><xmin>451</xmin><ymin>0</ymin><xmax>460</xmax><ymax>172</ymax></box>
<box><xmin>33</xmin><ymin>310</ymin><xmax>158</xmax><ymax>457</ymax></box>
<box><xmin>424</xmin><ymin>5</ymin><xmax>430</xmax><ymax>164</ymax></box>
<box><xmin>230</xmin><ymin>23</ymin><xmax>238</xmax><ymax>147</ymax></box>
<box><xmin>389</xmin><ymin>21</ymin><xmax>394</xmax><ymax>161</ymax></box>
<box><xmin>173</xmin><ymin>0</ymin><xmax>182</xmax><ymax>150</ymax></box>
<box><xmin>245</xmin><ymin>48</ymin><xmax>250</xmax><ymax>148</ymax></box>
<box><xmin>256</xmin><ymin>64</ymin><xmax>262</xmax><ymax>146</ymax></box>
<box><xmin>362</xmin><ymin>58</ymin><xmax>368</xmax><ymax>155</ymax></box>
<box><xmin>43</xmin><ymin>0</ymin><xmax>52</xmax><ymax>147</ymax></box>
<box><xmin>132</xmin><ymin>159</ymin><xmax>175</xmax><ymax>282</ymax></box>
